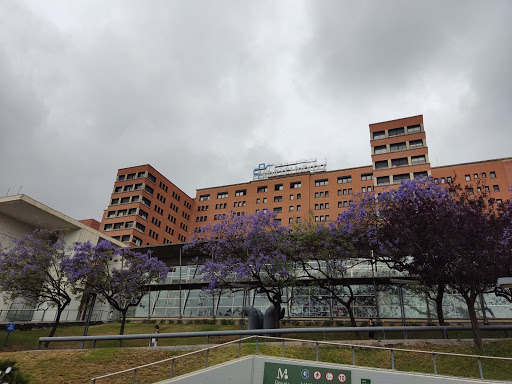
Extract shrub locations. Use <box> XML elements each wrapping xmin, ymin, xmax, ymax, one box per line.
<box><xmin>177</xmin><ymin>319</ymin><xmax>183</xmax><ymax>324</ymax></box>
<box><xmin>159</xmin><ymin>319</ymin><xmax>166</xmax><ymax>324</ymax></box>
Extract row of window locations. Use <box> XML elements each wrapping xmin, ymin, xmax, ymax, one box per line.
<box><xmin>375</xmin><ymin>155</ymin><xmax>427</xmax><ymax>170</ymax></box>
<box><xmin>177</xmin><ymin>234</ymin><xmax>186</xmax><ymax>242</ymax></box>
<box><xmin>180</xmin><ymin>223</ymin><xmax>188</xmax><ymax>231</ymax></box>
<box><xmin>149</xmin><ymin>229</ymin><xmax>159</xmax><ymax>240</ymax></box>
<box><xmin>156</xmin><ymin>193</ymin><xmax>166</xmax><ymax>204</ymax></box>
<box><xmin>372</xmin><ymin>124</ymin><xmax>421</xmax><ymax>140</ymax></box>
<box><xmin>373</xmin><ymin>139</ymin><xmax>423</xmax><ymax>155</ymax></box>
<box><xmin>165</xmin><ymin>226</ymin><xmax>174</xmax><ymax>235</ymax></box>
<box><xmin>151</xmin><ymin>217</ymin><xmax>161</xmax><ymax>228</ymax></box>
<box><xmin>315</xmin><ymin>191</ymin><xmax>329</xmax><ymax>198</ymax></box>
<box><xmin>198</xmin><ymin>205</ymin><xmax>209</xmax><ymax>211</ymax></box>
<box><xmin>168</xmin><ymin>214</ymin><xmax>177</xmax><ymax>224</ymax></box>
<box><xmin>196</xmin><ymin>215</ymin><xmax>208</xmax><ymax>222</ymax></box>
<box><xmin>465</xmin><ymin>171</ymin><xmax>496</xmax><ymax>181</ymax></box>
<box><xmin>172</xmin><ymin>191</ymin><xmax>181</xmax><ymax>202</ymax></box>
<box><xmin>117</xmin><ymin>171</ymin><xmax>155</xmax><ymax>183</ymax></box>
<box><xmin>114</xmin><ymin>183</ymin><xmax>143</xmax><ymax>194</ymax></box>
<box><xmin>315</xmin><ymin>203</ymin><xmax>329</xmax><ymax>210</ymax></box>
<box><xmin>111</xmin><ymin>234</ymin><xmax>142</xmax><ymax>246</ymax></box>
<box><xmin>170</xmin><ymin>202</ymin><xmax>179</xmax><ymax>213</ymax></box>
<box><xmin>376</xmin><ymin>171</ymin><xmax>428</xmax><ymax>186</ymax></box>
<box><xmin>154</xmin><ymin>204</ymin><xmax>164</xmax><ymax>215</ymax></box>
<box><xmin>182</xmin><ymin>212</ymin><xmax>190</xmax><ymax>220</ymax></box>
<box><xmin>107</xmin><ymin>207</ymin><xmax>147</xmax><ymax>219</ymax></box>
<box><xmin>159</xmin><ymin>181</ymin><xmax>169</xmax><ymax>192</ymax></box>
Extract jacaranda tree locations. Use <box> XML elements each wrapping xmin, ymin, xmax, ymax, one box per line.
<box><xmin>374</xmin><ymin>178</ymin><xmax>512</xmax><ymax>349</ymax></box>
<box><xmin>62</xmin><ymin>240</ymin><xmax>168</xmax><ymax>335</ymax></box>
<box><xmin>186</xmin><ymin>211</ymin><xmax>296</xmax><ymax>328</ymax></box>
<box><xmin>0</xmin><ymin>229</ymin><xmax>73</xmax><ymax>344</ymax></box>
<box><xmin>288</xmin><ymin>221</ymin><xmax>362</xmax><ymax>328</ymax></box>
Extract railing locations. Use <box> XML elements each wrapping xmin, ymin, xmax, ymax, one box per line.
<box><xmin>89</xmin><ymin>333</ymin><xmax>512</xmax><ymax>383</ymax></box>
<box><xmin>38</xmin><ymin>324</ymin><xmax>512</xmax><ymax>349</ymax></box>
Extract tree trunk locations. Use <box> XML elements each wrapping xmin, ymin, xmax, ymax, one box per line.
<box><xmin>45</xmin><ymin>305</ymin><xmax>64</xmax><ymax>348</ymax></box>
<box><xmin>345</xmin><ymin>303</ymin><xmax>360</xmax><ymax>340</ymax></box>
<box><xmin>118</xmin><ymin>310</ymin><xmax>128</xmax><ymax>347</ymax></box>
<box><xmin>434</xmin><ymin>284</ymin><xmax>446</xmax><ymax>326</ymax></box>
<box><xmin>273</xmin><ymin>301</ymin><xmax>281</xmax><ymax>329</ymax></box>
<box><xmin>464</xmin><ymin>293</ymin><xmax>483</xmax><ymax>350</ymax></box>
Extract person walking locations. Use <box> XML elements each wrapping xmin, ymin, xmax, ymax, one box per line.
<box><xmin>368</xmin><ymin>318</ymin><xmax>376</xmax><ymax>340</ymax></box>
<box><xmin>150</xmin><ymin>325</ymin><xmax>160</xmax><ymax>347</ymax></box>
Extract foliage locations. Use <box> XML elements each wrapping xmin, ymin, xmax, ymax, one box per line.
<box><xmin>0</xmin><ymin>229</ymin><xmax>73</xmax><ymax>342</ymax></box>
<box><xmin>62</xmin><ymin>240</ymin><xmax>168</xmax><ymax>335</ymax></box>
<box><xmin>186</xmin><ymin>211</ymin><xmax>296</xmax><ymax>328</ymax></box>
<box><xmin>357</xmin><ymin>177</ymin><xmax>512</xmax><ymax>349</ymax></box>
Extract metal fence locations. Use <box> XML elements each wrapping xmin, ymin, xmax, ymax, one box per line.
<box><xmin>86</xmin><ymin>332</ymin><xmax>512</xmax><ymax>383</ymax></box>
<box><xmin>0</xmin><ymin>309</ymin><xmax>111</xmax><ymax>323</ymax></box>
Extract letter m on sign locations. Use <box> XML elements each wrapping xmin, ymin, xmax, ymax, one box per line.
<box><xmin>277</xmin><ymin>368</ymin><xmax>288</xmax><ymax>379</ymax></box>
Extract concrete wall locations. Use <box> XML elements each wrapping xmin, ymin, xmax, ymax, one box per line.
<box><xmin>155</xmin><ymin>355</ymin><xmax>504</xmax><ymax>384</ymax></box>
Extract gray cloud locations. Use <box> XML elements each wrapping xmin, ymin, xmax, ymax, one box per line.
<box><xmin>0</xmin><ymin>0</ymin><xmax>510</xmax><ymax>220</ymax></box>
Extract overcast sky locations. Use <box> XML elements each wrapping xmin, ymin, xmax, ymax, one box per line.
<box><xmin>1</xmin><ymin>1</ymin><xmax>511</xmax><ymax>221</ymax></box>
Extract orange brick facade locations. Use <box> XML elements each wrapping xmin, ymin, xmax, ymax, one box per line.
<box><xmin>100</xmin><ymin>116</ymin><xmax>512</xmax><ymax>246</ymax></box>
<box><xmin>99</xmin><ymin>165</ymin><xmax>194</xmax><ymax>246</ymax></box>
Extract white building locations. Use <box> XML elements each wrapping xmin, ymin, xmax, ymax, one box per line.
<box><xmin>0</xmin><ymin>194</ymin><xmax>125</xmax><ymax>323</ymax></box>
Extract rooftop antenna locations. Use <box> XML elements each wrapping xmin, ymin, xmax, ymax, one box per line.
<box><xmin>5</xmin><ymin>188</ymin><xmax>9</xmax><ymax>197</ymax></box>
<box><xmin>17</xmin><ymin>186</ymin><xmax>22</xmax><ymax>194</ymax></box>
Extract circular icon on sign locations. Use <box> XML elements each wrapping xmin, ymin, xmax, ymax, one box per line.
<box><xmin>326</xmin><ymin>371</ymin><xmax>334</xmax><ymax>381</ymax></box>
<box><xmin>338</xmin><ymin>373</ymin><xmax>347</xmax><ymax>382</ymax></box>
<box><xmin>301</xmin><ymin>369</ymin><xmax>310</xmax><ymax>379</ymax></box>
<box><xmin>313</xmin><ymin>370</ymin><xmax>322</xmax><ymax>380</ymax></box>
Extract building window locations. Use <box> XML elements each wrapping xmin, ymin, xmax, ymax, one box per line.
<box><xmin>217</xmin><ymin>192</ymin><xmax>228</xmax><ymax>199</ymax></box>
<box><xmin>337</xmin><ymin>176</ymin><xmax>352</xmax><ymax>184</ymax></box>
<box><xmin>496</xmin><ymin>199</ymin><xmax>503</xmax><ymax>205</ymax></box>
<box><xmin>297</xmin><ymin>194</ymin><xmax>301</xmax><ymax>199</ymax></box>
<box><xmin>409</xmin><ymin>139</ymin><xmax>423</xmax><ymax>149</ymax></box>
<box><xmin>257</xmin><ymin>186</ymin><xmax>268</xmax><ymax>193</ymax></box>
<box><xmin>274</xmin><ymin>196</ymin><xmax>283</xmax><ymax>202</ymax></box>
<box><xmin>325</xmin><ymin>215</ymin><xmax>330</xmax><ymax>222</ymax></box>
<box><xmin>368</xmin><ymin>186</ymin><xmax>372</xmax><ymax>192</ymax></box>
<box><xmin>117</xmin><ymin>209</ymin><xmax>127</xmax><ymax>217</ymax></box>
<box><xmin>377</xmin><ymin>176</ymin><xmax>390</xmax><ymax>186</ymax></box>
<box><xmin>407</xmin><ymin>124</ymin><xmax>421</xmax><ymax>134</ymax></box>
<box><xmin>199</xmin><ymin>194</ymin><xmax>210</xmax><ymax>201</ymax></box>
<box><xmin>490</xmin><ymin>171</ymin><xmax>496</xmax><ymax>178</ymax></box>
<box><xmin>413</xmin><ymin>172</ymin><xmax>428</xmax><ymax>179</ymax></box>
<box><xmin>125</xmin><ymin>221</ymin><xmax>134</xmax><ymax>228</ymax></box>
<box><xmin>373</xmin><ymin>130</ymin><xmax>385</xmax><ymax>140</ymax></box>
<box><xmin>111</xmin><ymin>198</ymin><xmax>119</xmax><ymax>205</ymax></box>
<box><xmin>256</xmin><ymin>198</ymin><xmax>261</xmax><ymax>204</ymax></box>
<box><xmin>289</xmin><ymin>218</ymin><xmax>293</xmax><ymax>224</ymax></box>
<box><xmin>390</xmin><ymin>142</ymin><xmax>407</xmax><ymax>152</ymax></box>
<box><xmin>362</xmin><ymin>187</ymin><xmax>366</xmax><ymax>193</ymax></box>
<box><xmin>132</xmin><ymin>236</ymin><xmax>142</xmax><ymax>246</ymax></box>
<box><xmin>375</xmin><ymin>160</ymin><xmax>388</xmax><ymax>170</ymax></box>
<box><xmin>289</xmin><ymin>195</ymin><xmax>294</xmax><ymax>200</ymax></box>
<box><xmin>315</xmin><ymin>204</ymin><xmax>319</xmax><ymax>210</ymax></box>
<box><xmin>274</xmin><ymin>207</ymin><xmax>282</xmax><ymax>213</ymax></box>
<box><xmin>391</xmin><ymin>157</ymin><xmax>408</xmax><ymax>168</ymax></box>
<box><xmin>393</xmin><ymin>174</ymin><xmax>410</xmax><ymax>184</ymax></box>
<box><xmin>289</xmin><ymin>206</ymin><xmax>294</xmax><ymax>212</ymax></box>
<box><xmin>104</xmin><ymin>223</ymin><xmax>112</xmax><ymax>231</ymax></box>
<box><xmin>315</xmin><ymin>179</ymin><xmax>328</xmax><ymax>187</ymax></box>
<box><xmin>107</xmin><ymin>211</ymin><xmax>116</xmax><ymax>218</ymax></box>
<box><xmin>121</xmin><ymin>235</ymin><xmax>131</xmax><ymax>242</ymax></box>
<box><xmin>481</xmin><ymin>172</ymin><xmax>487</xmax><ymax>178</ymax></box>
<box><xmin>297</xmin><ymin>205</ymin><xmax>301</xmax><ymax>211</ymax></box>
<box><xmin>296</xmin><ymin>217</ymin><xmax>301</xmax><ymax>223</ymax></box>
<box><xmin>274</xmin><ymin>184</ymin><xmax>283</xmax><ymax>191</ymax></box>
<box><xmin>411</xmin><ymin>155</ymin><xmax>426</xmax><ymax>165</ymax></box>
<box><xmin>114</xmin><ymin>186</ymin><xmax>122</xmax><ymax>193</ymax></box>
<box><xmin>290</xmin><ymin>181</ymin><xmax>301</xmax><ymax>189</ymax></box>
<box><xmin>263</xmin><ymin>198</ymin><xmax>267</xmax><ymax>203</ymax></box>
<box><xmin>138</xmin><ymin>209</ymin><xmax>148</xmax><ymax>220</ymax></box>
<box><xmin>235</xmin><ymin>189</ymin><xmax>246</xmax><ymax>196</ymax></box>
<box><xmin>374</xmin><ymin>145</ymin><xmax>386</xmax><ymax>154</ymax></box>
<box><xmin>447</xmin><ymin>177</ymin><xmax>453</xmax><ymax>183</ymax></box>
<box><xmin>118</xmin><ymin>175</ymin><xmax>125</xmax><ymax>181</ymax></box>
<box><xmin>493</xmin><ymin>185</ymin><xmax>500</xmax><ymax>192</ymax></box>
<box><xmin>465</xmin><ymin>175</ymin><xmax>471</xmax><ymax>181</ymax></box>
<box><xmin>388</xmin><ymin>127</ymin><xmax>405</xmax><ymax>137</ymax></box>
<box><xmin>144</xmin><ymin>185</ymin><xmax>154</xmax><ymax>195</ymax></box>
<box><xmin>147</xmin><ymin>173</ymin><xmax>156</xmax><ymax>183</ymax></box>
<box><xmin>474</xmin><ymin>173</ymin><xmax>479</xmax><ymax>179</ymax></box>
<box><xmin>126</xmin><ymin>173</ymin><xmax>136</xmax><ymax>180</ymax></box>
<box><xmin>131</xmin><ymin>196</ymin><xmax>140</xmax><ymax>202</ymax></box>
<box><xmin>467</xmin><ymin>187</ymin><xmax>474</xmax><ymax>195</ymax></box>
<box><xmin>142</xmin><ymin>197</ymin><xmax>151</xmax><ymax>207</ymax></box>
<box><xmin>361</xmin><ymin>173</ymin><xmax>373</xmax><ymax>181</ymax></box>
<box><xmin>120</xmin><ymin>197</ymin><xmax>130</xmax><ymax>204</ymax></box>
<box><xmin>485</xmin><ymin>186</ymin><xmax>490</xmax><ymax>192</ymax></box>
<box><xmin>113</xmin><ymin>222</ymin><xmax>123</xmax><ymax>230</ymax></box>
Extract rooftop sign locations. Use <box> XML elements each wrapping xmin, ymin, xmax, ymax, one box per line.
<box><xmin>253</xmin><ymin>159</ymin><xmax>326</xmax><ymax>180</ymax></box>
